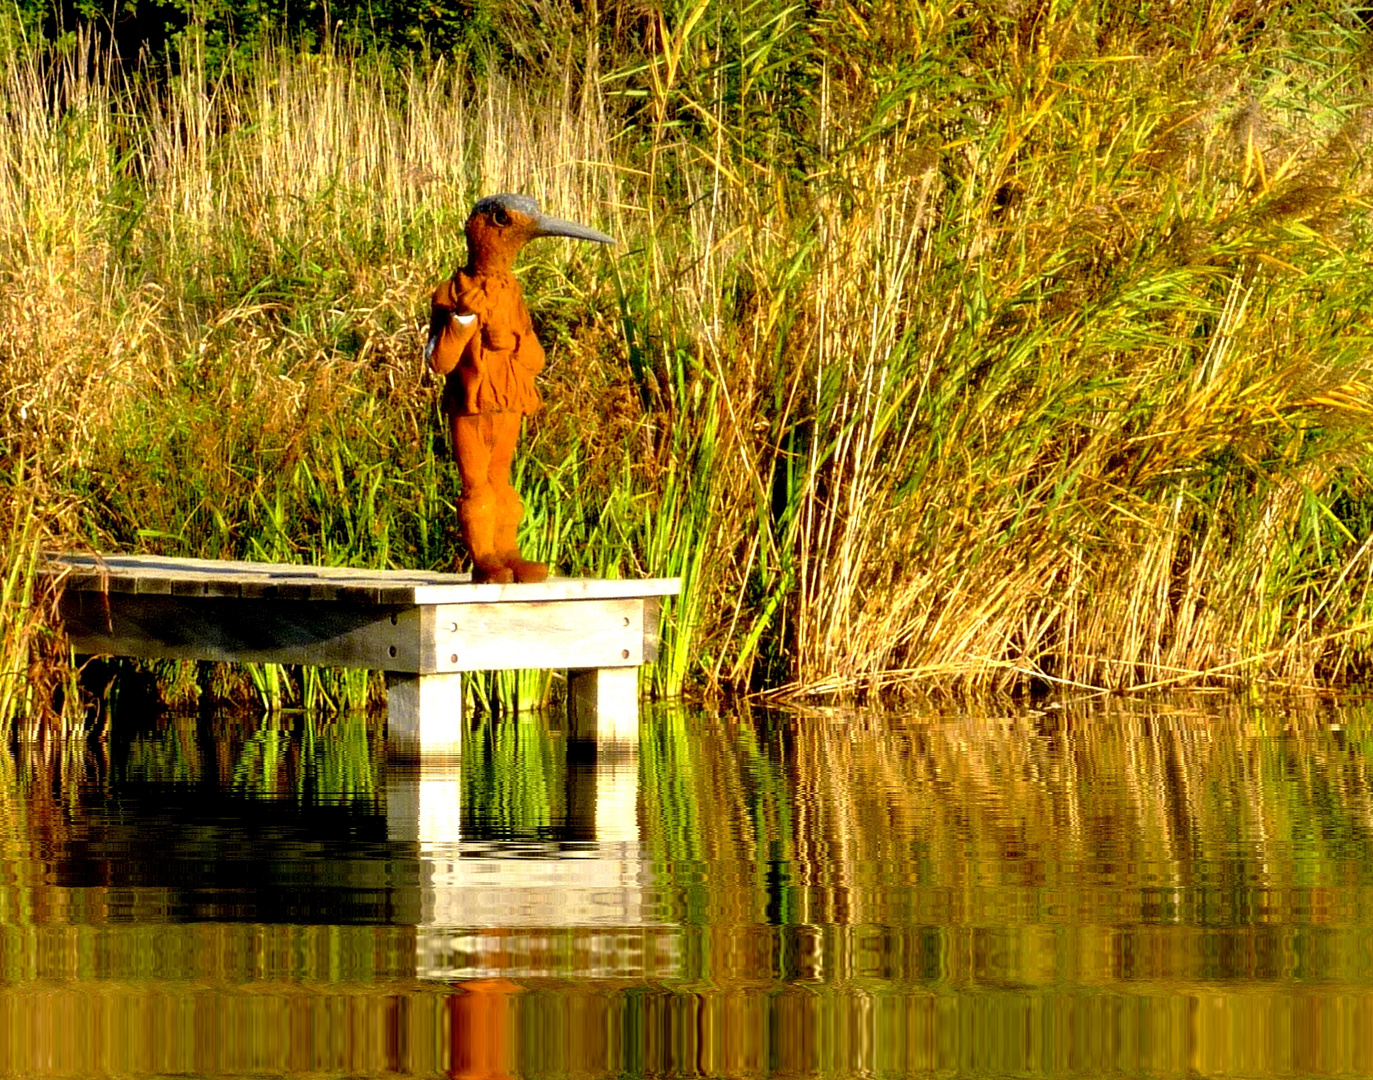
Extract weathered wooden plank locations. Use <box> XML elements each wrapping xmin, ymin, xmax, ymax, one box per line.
<box><xmin>45</xmin><ymin>555</ymin><xmax>394</xmax><ymax>591</ymax></box>
<box><xmin>52</xmin><ymin>554</ymin><xmax>436</xmax><ymax>581</ymax></box>
<box><xmin>202</xmin><ymin>578</ymin><xmax>244</xmax><ymax>599</ymax></box>
<box><xmin>47</xmin><ymin>568</ymin><xmax>107</xmax><ymax>591</ymax></box>
<box><xmin>44</xmin><ymin>553</ymin><xmax>682</xmax><ymax>608</ymax></box>
<box><xmin>427</xmin><ymin>598</ymin><xmax>645</xmax><ymax>673</ymax></box>
<box><xmin>262</xmin><ymin>581</ymin><xmax>314</xmax><ymax>602</ymax></box>
<box><xmin>409</xmin><ymin>578</ymin><xmax>682</xmax><ymax>606</ymax></box>
<box><xmin>237</xmin><ymin>578</ymin><xmax>272</xmax><ymax>600</ymax></box>
<box><xmin>59</xmin><ymin>592</ymin><xmax>423</xmax><ymax>670</ymax></box>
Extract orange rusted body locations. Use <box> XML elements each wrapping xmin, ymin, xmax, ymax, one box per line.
<box><xmin>430</xmin><ymin>270</ymin><xmax>544</xmax><ymax>418</ymax></box>
<box><xmin>428</xmin><ymin>196</ymin><xmax>612</xmax><ymax>583</ymax></box>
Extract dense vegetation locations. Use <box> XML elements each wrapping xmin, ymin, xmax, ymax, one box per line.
<box><xmin>2</xmin><ymin>1</ymin><xmax>1373</xmax><ymax>726</ymax></box>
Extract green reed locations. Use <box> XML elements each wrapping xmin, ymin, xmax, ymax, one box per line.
<box><xmin>0</xmin><ymin>460</ymin><xmax>84</xmax><ymax>734</ymax></box>
<box><xmin>1</xmin><ymin>3</ymin><xmax>1372</xmax><ymax>716</ymax></box>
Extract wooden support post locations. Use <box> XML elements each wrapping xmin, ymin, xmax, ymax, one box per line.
<box><xmin>386</xmin><ymin>671</ymin><xmax>464</xmax><ymax>758</ymax></box>
<box><xmin>568</xmin><ymin>667</ymin><xmax>639</xmax><ymax>744</ymax></box>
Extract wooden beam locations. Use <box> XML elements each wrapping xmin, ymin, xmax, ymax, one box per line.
<box><xmin>59</xmin><ymin>591</ymin><xmax>423</xmax><ymax>670</ymax></box>
<box><xmin>59</xmin><ymin>592</ymin><xmax>664</xmax><ymax>674</ymax></box>
<box><xmin>426</xmin><ymin>599</ymin><xmax>647</xmax><ymax>673</ymax></box>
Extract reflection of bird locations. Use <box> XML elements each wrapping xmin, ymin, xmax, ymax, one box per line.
<box><xmin>427</xmin><ymin>194</ymin><xmax>614</xmax><ymax>583</ymax></box>
<box><xmin>448</xmin><ymin>977</ymin><xmax>522</xmax><ymax>1080</ymax></box>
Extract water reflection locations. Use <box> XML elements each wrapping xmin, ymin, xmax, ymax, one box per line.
<box><xmin>1</xmin><ymin>699</ymin><xmax>1372</xmax><ymax>1076</ymax></box>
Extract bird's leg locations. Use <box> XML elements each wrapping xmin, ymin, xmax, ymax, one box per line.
<box><xmin>493</xmin><ymin>489</ymin><xmax>547</xmax><ymax>583</ymax></box>
<box><xmin>453</xmin><ymin>414</ymin><xmax>515</xmax><ymax>584</ymax></box>
<box><xmin>458</xmin><ymin>495</ymin><xmax>513</xmax><ymax>584</ymax></box>
<box><xmin>487</xmin><ymin>412</ymin><xmax>549</xmax><ymax>584</ymax></box>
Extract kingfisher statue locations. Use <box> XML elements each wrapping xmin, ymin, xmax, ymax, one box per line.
<box><xmin>426</xmin><ymin>194</ymin><xmax>614</xmax><ymax>583</ymax></box>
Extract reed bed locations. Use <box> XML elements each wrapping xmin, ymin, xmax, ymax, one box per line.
<box><xmin>1</xmin><ymin>2</ymin><xmax>1372</xmax><ymax>717</ymax></box>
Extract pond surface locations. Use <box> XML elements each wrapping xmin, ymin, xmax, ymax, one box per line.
<box><xmin>2</xmin><ymin>699</ymin><xmax>1373</xmax><ymax>1077</ymax></box>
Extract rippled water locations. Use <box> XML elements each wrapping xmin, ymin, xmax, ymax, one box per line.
<box><xmin>3</xmin><ymin>699</ymin><xmax>1373</xmax><ymax>1077</ymax></box>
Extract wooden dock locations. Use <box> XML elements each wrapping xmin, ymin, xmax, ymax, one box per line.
<box><xmin>47</xmin><ymin>553</ymin><xmax>681</xmax><ymax>753</ymax></box>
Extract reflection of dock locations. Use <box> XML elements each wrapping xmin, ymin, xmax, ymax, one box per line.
<box><xmin>387</xmin><ymin>717</ymin><xmax>675</xmax><ymax>979</ymax></box>
<box><xmin>46</xmin><ymin>553</ymin><xmax>681</xmax><ymax>751</ymax></box>
<box><xmin>46</xmin><ymin>552</ymin><xmax>684</xmax><ymax>984</ymax></box>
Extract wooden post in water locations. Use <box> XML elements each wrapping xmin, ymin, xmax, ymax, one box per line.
<box><xmin>385</xmin><ymin>672</ymin><xmax>465</xmax><ymax>756</ymax></box>
<box><xmin>568</xmin><ymin>667</ymin><xmax>640</xmax><ymax>845</ymax></box>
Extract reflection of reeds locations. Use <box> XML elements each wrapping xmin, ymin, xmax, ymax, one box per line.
<box><xmin>0</xmin><ymin>698</ymin><xmax>1372</xmax><ymax>1074</ymax></box>
<box><xmin>302</xmin><ymin>712</ymin><xmax>380</xmax><ymax>804</ymax></box>
<box><xmin>226</xmin><ymin>712</ymin><xmax>382</xmax><ymax>805</ymax></box>
<box><xmin>118</xmin><ymin>711</ymin><xmax>384</xmax><ymax>805</ymax></box>
<box><xmin>645</xmin><ymin>699</ymin><xmax>1373</xmax><ymax>941</ymax></box>
<box><xmin>461</xmin><ymin>713</ymin><xmax>566</xmax><ymax>837</ymax></box>
<box><xmin>121</xmin><ymin>714</ymin><xmax>202</xmax><ymax>785</ymax></box>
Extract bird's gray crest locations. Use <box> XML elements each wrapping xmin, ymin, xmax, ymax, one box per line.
<box><xmin>471</xmin><ymin>193</ymin><xmax>541</xmax><ymax>219</ymax></box>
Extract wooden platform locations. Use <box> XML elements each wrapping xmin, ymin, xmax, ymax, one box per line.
<box><xmin>46</xmin><ymin>553</ymin><xmax>681</xmax><ymax>752</ymax></box>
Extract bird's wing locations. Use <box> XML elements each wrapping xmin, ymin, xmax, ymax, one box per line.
<box><xmin>426</xmin><ymin>278</ymin><xmax>483</xmax><ymax>375</ymax></box>
<box><xmin>426</xmin><ymin>311</ymin><xmax>476</xmax><ymax>363</ymax></box>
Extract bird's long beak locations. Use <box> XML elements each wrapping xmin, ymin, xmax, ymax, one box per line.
<box><xmin>532</xmin><ymin>213</ymin><xmax>615</xmax><ymax>245</ymax></box>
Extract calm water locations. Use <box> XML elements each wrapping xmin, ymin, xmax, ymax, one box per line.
<box><xmin>2</xmin><ymin>699</ymin><xmax>1373</xmax><ymax>1077</ymax></box>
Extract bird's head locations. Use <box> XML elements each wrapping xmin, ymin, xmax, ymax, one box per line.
<box><xmin>464</xmin><ymin>194</ymin><xmax>615</xmax><ymax>274</ymax></box>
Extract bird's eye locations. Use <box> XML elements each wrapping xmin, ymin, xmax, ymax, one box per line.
<box><xmin>492</xmin><ymin>206</ymin><xmax>511</xmax><ymax>226</ymax></box>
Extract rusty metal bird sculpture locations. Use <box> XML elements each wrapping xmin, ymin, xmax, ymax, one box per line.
<box><xmin>427</xmin><ymin>194</ymin><xmax>614</xmax><ymax>584</ymax></box>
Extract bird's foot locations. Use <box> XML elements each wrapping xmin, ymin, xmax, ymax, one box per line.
<box><xmin>505</xmin><ymin>557</ymin><xmax>549</xmax><ymax>584</ymax></box>
<box><xmin>469</xmin><ymin>559</ymin><xmax>515</xmax><ymax>584</ymax></box>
